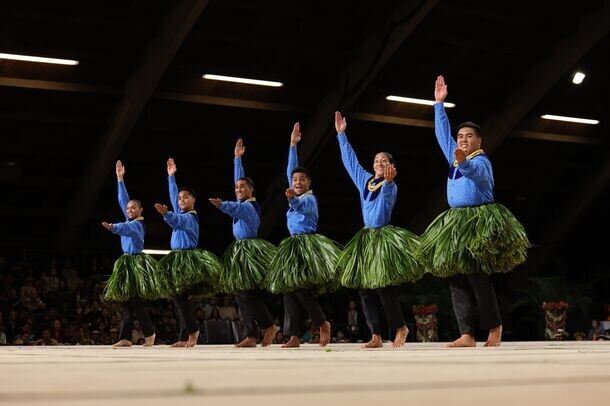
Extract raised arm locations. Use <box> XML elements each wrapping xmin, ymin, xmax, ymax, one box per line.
<box><xmin>234</xmin><ymin>138</ymin><xmax>246</xmax><ymax>183</ymax></box>
<box><xmin>166</xmin><ymin>158</ymin><xmax>179</xmax><ymax>212</ymax></box>
<box><xmin>115</xmin><ymin>160</ymin><xmax>130</xmax><ymax>219</ymax></box>
<box><xmin>434</xmin><ymin>75</ymin><xmax>457</xmax><ymax>164</ymax></box>
<box><xmin>335</xmin><ymin>111</ymin><xmax>370</xmax><ymax>190</ymax></box>
<box><xmin>287</xmin><ymin>122</ymin><xmax>301</xmax><ymax>186</ymax></box>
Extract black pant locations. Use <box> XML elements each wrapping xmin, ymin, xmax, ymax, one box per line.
<box><xmin>359</xmin><ymin>286</ymin><xmax>405</xmax><ymax>336</ymax></box>
<box><xmin>172</xmin><ymin>293</ymin><xmax>199</xmax><ymax>341</ymax></box>
<box><xmin>119</xmin><ymin>296</ymin><xmax>154</xmax><ymax>341</ymax></box>
<box><xmin>283</xmin><ymin>289</ymin><xmax>327</xmax><ymax>337</ymax></box>
<box><xmin>236</xmin><ymin>290</ymin><xmax>274</xmax><ymax>339</ymax></box>
<box><xmin>450</xmin><ymin>273</ymin><xmax>502</xmax><ymax>335</ymax></box>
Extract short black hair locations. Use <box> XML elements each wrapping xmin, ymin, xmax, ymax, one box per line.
<box><xmin>179</xmin><ymin>187</ymin><xmax>196</xmax><ymax>198</ymax></box>
<box><xmin>236</xmin><ymin>177</ymin><xmax>255</xmax><ymax>189</ymax></box>
<box><xmin>291</xmin><ymin>166</ymin><xmax>311</xmax><ymax>180</ymax></box>
<box><xmin>378</xmin><ymin>151</ymin><xmax>395</xmax><ymax>164</ymax></box>
<box><xmin>457</xmin><ymin>121</ymin><xmax>482</xmax><ymax>137</ymax></box>
<box><xmin>128</xmin><ymin>199</ymin><xmax>143</xmax><ymax>208</ymax></box>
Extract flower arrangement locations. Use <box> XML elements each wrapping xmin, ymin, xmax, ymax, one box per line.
<box><xmin>412</xmin><ymin>304</ymin><xmax>438</xmax><ymax>315</ymax></box>
<box><xmin>541</xmin><ymin>301</ymin><xmax>569</xmax><ymax>311</ymax></box>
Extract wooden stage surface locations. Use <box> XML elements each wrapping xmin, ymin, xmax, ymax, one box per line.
<box><xmin>1</xmin><ymin>341</ymin><xmax>609</xmax><ymax>405</ymax></box>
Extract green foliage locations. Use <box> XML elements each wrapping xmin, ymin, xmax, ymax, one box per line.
<box><xmin>220</xmin><ymin>238</ymin><xmax>276</xmax><ymax>292</ymax></box>
<box><xmin>418</xmin><ymin>203</ymin><xmax>530</xmax><ymax>277</ymax></box>
<box><xmin>338</xmin><ymin>225</ymin><xmax>423</xmax><ymax>289</ymax></box>
<box><xmin>266</xmin><ymin>233</ymin><xmax>342</xmax><ymax>295</ymax></box>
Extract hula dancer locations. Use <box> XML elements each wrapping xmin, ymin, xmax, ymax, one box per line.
<box><xmin>420</xmin><ymin>76</ymin><xmax>529</xmax><ymax>347</ymax></box>
<box><xmin>154</xmin><ymin>158</ymin><xmax>222</xmax><ymax>348</ymax></box>
<box><xmin>209</xmin><ymin>138</ymin><xmax>279</xmax><ymax>347</ymax></box>
<box><xmin>102</xmin><ymin>160</ymin><xmax>157</xmax><ymax>347</ymax></box>
<box><xmin>267</xmin><ymin>122</ymin><xmax>341</xmax><ymax>348</ymax></box>
<box><xmin>334</xmin><ymin>112</ymin><xmax>422</xmax><ymax>348</ymax></box>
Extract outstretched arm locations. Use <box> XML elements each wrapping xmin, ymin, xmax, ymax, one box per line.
<box><xmin>434</xmin><ymin>75</ymin><xmax>457</xmax><ymax>164</ymax></box>
<box><xmin>287</xmin><ymin>122</ymin><xmax>301</xmax><ymax>186</ymax></box>
<box><xmin>287</xmin><ymin>192</ymin><xmax>316</xmax><ymax>215</ymax></box>
<box><xmin>381</xmin><ymin>165</ymin><xmax>398</xmax><ymax>208</ymax></box>
<box><xmin>116</xmin><ymin>160</ymin><xmax>130</xmax><ymax>219</ymax></box>
<box><xmin>455</xmin><ymin>153</ymin><xmax>493</xmax><ymax>186</ymax></box>
<box><xmin>166</xmin><ymin>158</ymin><xmax>179</xmax><ymax>212</ymax></box>
<box><xmin>234</xmin><ymin>138</ymin><xmax>246</xmax><ymax>182</ymax></box>
<box><xmin>335</xmin><ymin>111</ymin><xmax>370</xmax><ymax>191</ymax></box>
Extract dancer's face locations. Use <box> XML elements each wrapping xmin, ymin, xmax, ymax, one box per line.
<box><xmin>291</xmin><ymin>172</ymin><xmax>311</xmax><ymax>195</ymax></box>
<box><xmin>373</xmin><ymin>153</ymin><xmax>392</xmax><ymax>178</ymax></box>
<box><xmin>178</xmin><ymin>191</ymin><xmax>195</xmax><ymax>212</ymax></box>
<box><xmin>125</xmin><ymin>200</ymin><xmax>143</xmax><ymax>219</ymax></box>
<box><xmin>456</xmin><ymin>127</ymin><xmax>482</xmax><ymax>156</ymax></box>
<box><xmin>234</xmin><ymin>180</ymin><xmax>253</xmax><ymax>201</ymax></box>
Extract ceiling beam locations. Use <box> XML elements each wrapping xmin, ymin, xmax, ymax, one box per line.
<box><xmin>408</xmin><ymin>1</ymin><xmax>610</xmax><ymax>233</ymax></box>
<box><xmin>258</xmin><ymin>0</ymin><xmax>439</xmax><ymax>237</ymax></box>
<box><xmin>56</xmin><ymin>0</ymin><xmax>210</xmax><ymax>249</ymax></box>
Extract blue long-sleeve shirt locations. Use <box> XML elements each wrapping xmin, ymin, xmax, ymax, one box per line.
<box><xmin>163</xmin><ymin>175</ymin><xmax>199</xmax><ymax>249</ymax></box>
<box><xmin>217</xmin><ymin>157</ymin><xmax>260</xmax><ymax>240</ymax></box>
<box><xmin>337</xmin><ymin>133</ymin><xmax>397</xmax><ymax>228</ymax></box>
<box><xmin>434</xmin><ymin>103</ymin><xmax>494</xmax><ymax>208</ymax></box>
<box><xmin>286</xmin><ymin>145</ymin><xmax>318</xmax><ymax>235</ymax></box>
<box><xmin>111</xmin><ymin>181</ymin><xmax>145</xmax><ymax>254</ymax></box>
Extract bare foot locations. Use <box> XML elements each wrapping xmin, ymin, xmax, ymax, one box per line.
<box><xmin>319</xmin><ymin>321</ymin><xmax>331</xmax><ymax>347</ymax></box>
<box><xmin>261</xmin><ymin>325</ymin><xmax>279</xmax><ymax>347</ymax></box>
<box><xmin>281</xmin><ymin>336</ymin><xmax>300</xmax><ymax>348</ymax></box>
<box><xmin>392</xmin><ymin>326</ymin><xmax>409</xmax><ymax>348</ymax></box>
<box><xmin>186</xmin><ymin>330</ymin><xmax>200</xmax><ymax>348</ymax></box>
<box><xmin>485</xmin><ymin>325</ymin><xmax>502</xmax><ymax>347</ymax></box>
<box><xmin>143</xmin><ymin>333</ymin><xmax>155</xmax><ymax>347</ymax></box>
<box><xmin>447</xmin><ymin>333</ymin><xmax>476</xmax><ymax>348</ymax></box>
<box><xmin>171</xmin><ymin>341</ymin><xmax>187</xmax><ymax>347</ymax></box>
<box><xmin>112</xmin><ymin>339</ymin><xmax>132</xmax><ymax>348</ymax></box>
<box><xmin>361</xmin><ymin>334</ymin><xmax>383</xmax><ymax>348</ymax></box>
<box><xmin>235</xmin><ymin>337</ymin><xmax>257</xmax><ymax>348</ymax></box>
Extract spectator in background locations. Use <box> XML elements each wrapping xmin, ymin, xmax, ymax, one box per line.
<box><xmin>0</xmin><ymin>323</ymin><xmax>7</xmax><ymax>345</ymax></box>
<box><xmin>218</xmin><ymin>296</ymin><xmax>239</xmax><ymax>321</ymax></box>
<box><xmin>589</xmin><ymin>320</ymin><xmax>603</xmax><ymax>340</ymax></box>
<box><xmin>34</xmin><ymin>328</ymin><xmax>58</xmax><ymax>346</ymax></box>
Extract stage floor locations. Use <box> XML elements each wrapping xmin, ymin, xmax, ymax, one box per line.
<box><xmin>1</xmin><ymin>341</ymin><xmax>609</xmax><ymax>405</ymax></box>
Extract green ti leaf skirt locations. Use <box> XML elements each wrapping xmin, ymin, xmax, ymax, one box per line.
<box><xmin>338</xmin><ymin>224</ymin><xmax>423</xmax><ymax>289</ymax></box>
<box><xmin>219</xmin><ymin>238</ymin><xmax>277</xmax><ymax>293</ymax></box>
<box><xmin>103</xmin><ymin>253</ymin><xmax>161</xmax><ymax>302</ymax></box>
<box><xmin>417</xmin><ymin>203</ymin><xmax>530</xmax><ymax>278</ymax></box>
<box><xmin>266</xmin><ymin>233</ymin><xmax>342</xmax><ymax>295</ymax></box>
<box><xmin>157</xmin><ymin>248</ymin><xmax>223</xmax><ymax>297</ymax></box>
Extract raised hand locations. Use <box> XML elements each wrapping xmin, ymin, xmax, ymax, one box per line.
<box><xmin>434</xmin><ymin>75</ymin><xmax>448</xmax><ymax>103</ymax></box>
<box><xmin>454</xmin><ymin>148</ymin><xmax>467</xmax><ymax>164</ymax></box>
<box><xmin>335</xmin><ymin>111</ymin><xmax>347</xmax><ymax>133</ymax></box>
<box><xmin>290</xmin><ymin>122</ymin><xmax>301</xmax><ymax>146</ymax></box>
<box><xmin>208</xmin><ymin>198</ymin><xmax>222</xmax><ymax>208</ymax></box>
<box><xmin>101</xmin><ymin>222</ymin><xmax>113</xmax><ymax>230</ymax></box>
<box><xmin>115</xmin><ymin>160</ymin><xmax>125</xmax><ymax>181</ymax></box>
<box><xmin>285</xmin><ymin>188</ymin><xmax>297</xmax><ymax>199</ymax></box>
<box><xmin>384</xmin><ymin>165</ymin><xmax>397</xmax><ymax>182</ymax></box>
<box><xmin>154</xmin><ymin>203</ymin><xmax>168</xmax><ymax>215</ymax></box>
<box><xmin>234</xmin><ymin>138</ymin><xmax>245</xmax><ymax>158</ymax></box>
<box><xmin>167</xmin><ymin>158</ymin><xmax>177</xmax><ymax>176</ymax></box>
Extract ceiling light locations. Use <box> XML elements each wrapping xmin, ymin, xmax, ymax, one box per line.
<box><xmin>202</xmin><ymin>74</ymin><xmax>283</xmax><ymax>87</ymax></box>
<box><xmin>572</xmin><ymin>72</ymin><xmax>585</xmax><ymax>85</ymax></box>
<box><xmin>0</xmin><ymin>52</ymin><xmax>79</xmax><ymax>66</ymax></box>
<box><xmin>541</xmin><ymin>114</ymin><xmax>599</xmax><ymax>125</ymax></box>
<box><xmin>386</xmin><ymin>95</ymin><xmax>455</xmax><ymax>108</ymax></box>
<box><xmin>142</xmin><ymin>249</ymin><xmax>171</xmax><ymax>255</ymax></box>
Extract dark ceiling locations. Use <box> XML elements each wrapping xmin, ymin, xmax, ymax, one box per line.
<box><xmin>1</xmin><ymin>0</ymin><xmax>609</xmax><ymax>274</ymax></box>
